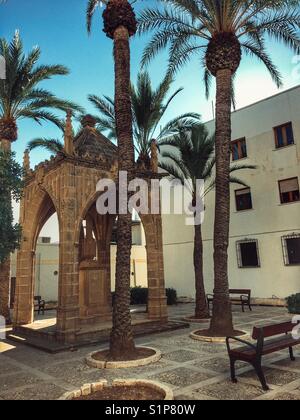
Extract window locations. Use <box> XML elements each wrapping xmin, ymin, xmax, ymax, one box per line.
<box><xmin>237</xmin><ymin>240</ymin><xmax>260</xmax><ymax>268</ymax></box>
<box><xmin>39</xmin><ymin>237</ymin><xmax>51</xmax><ymax>244</ymax></box>
<box><xmin>274</xmin><ymin>122</ymin><xmax>294</xmax><ymax>149</ymax></box>
<box><xmin>235</xmin><ymin>188</ymin><xmax>253</xmax><ymax>211</ymax></box>
<box><xmin>278</xmin><ymin>178</ymin><xmax>300</xmax><ymax>204</ymax></box>
<box><xmin>232</xmin><ymin>138</ymin><xmax>247</xmax><ymax>161</ymax></box>
<box><xmin>282</xmin><ymin>234</ymin><xmax>300</xmax><ymax>265</ymax></box>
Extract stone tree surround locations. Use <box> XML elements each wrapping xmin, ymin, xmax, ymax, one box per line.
<box><xmin>13</xmin><ymin>114</ymin><xmax>168</xmax><ymax>344</ymax></box>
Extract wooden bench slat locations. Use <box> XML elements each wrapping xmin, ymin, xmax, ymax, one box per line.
<box><xmin>227</xmin><ymin>320</ymin><xmax>300</xmax><ymax>391</ymax></box>
<box><xmin>252</xmin><ymin>322</ymin><xmax>295</xmax><ymax>339</ymax></box>
<box><xmin>230</xmin><ymin>336</ymin><xmax>300</xmax><ymax>359</ymax></box>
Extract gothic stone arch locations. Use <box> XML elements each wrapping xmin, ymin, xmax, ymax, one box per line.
<box><xmin>13</xmin><ymin>116</ymin><xmax>167</xmax><ymax>344</ymax></box>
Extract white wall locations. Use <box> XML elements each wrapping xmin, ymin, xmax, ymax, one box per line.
<box><xmin>162</xmin><ymin>85</ymin><xmax>300</xmax><ymax>299</ymax></box>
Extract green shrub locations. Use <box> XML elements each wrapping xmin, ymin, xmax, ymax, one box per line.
<box><xmin>112</xmin><ymin>287</ymin><xmax>178</xmax><ymax>306</ymax></box>
<box><xmin>166</xmin><ymin>288</ymin><xmax>177</xmax><ymax>305</ymax></box>
<box><xmin>130</xmin><ymin>287</ymin><xmax>148</xmax><ymax>305</ymax></box>
<box><xmin>286</xmin><ymin>293</ymin><xmax>300</xmax><ymax>314</ymax></box>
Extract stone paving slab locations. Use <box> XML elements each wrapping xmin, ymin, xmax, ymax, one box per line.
<box><xmin>192</xmin><ymin>357</ymin><xmax>247</xmax><ymax>373</ymax></box>
<box><xmin>271</xmin><ymin>392</ymin><xmax>300</xmax><ymax>400</ymax></box>
<box><xmin>162</xmin><ymin>350</ymin><xmax>203</xmax><ymax>363</ymax></box>
<box><xmin>0</xmin><ymin>372</ymin><xmax>44</xmax><ymax>392</ymax></box>
<box><xmin>1</xmin><ymin>304</ymin><xmax>299</xmax><ymax>400</ymax></box>
<box><xmin>193</xmin><ymin>379</ymin><xmax>265</xmax><ymax>400</ymax></box>
<box><xmin>148</xmin><ymin>367</ymin><xmax>214</xmax><ymax>388</ymax></box>
<box><xmin>240</xmin><ymin>367</ymin><xmax>300</xmax><ymax>386</ymax></box>
<box><xmin>0</xmin><ymin>383</ymin><xmax>66</xmax><ymax>400</ymax></box>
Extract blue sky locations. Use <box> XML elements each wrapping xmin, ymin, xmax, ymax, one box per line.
<box><xmin>1</xmin><ymin>0</ymin><xmax>300</xmax><ymax>169</ymax></box>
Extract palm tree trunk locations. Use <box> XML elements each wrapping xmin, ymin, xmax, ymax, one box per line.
<box><xmin>0</xmin><ymin>139</ymin><xmax>12</xmax><ymax>323</ymax></box>
<box><xmin>194</xmin><ymin>222</ymin><xmax>209</xmax><ymax>319</ymax></box>
<box><xmin>109</xmin><ymin>21</ymin><xmax>136</xmax><ymax>358</ymax></box>
<box><xmin>209</xmin><ymin>69</ymin><xmax>235</xmax><ymax>336</ymax></box>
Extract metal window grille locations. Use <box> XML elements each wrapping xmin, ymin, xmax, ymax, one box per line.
<box><xmin>282</xmin><ymin>233</ymin><xmax>300</xmax><ymax>266</ymax></box>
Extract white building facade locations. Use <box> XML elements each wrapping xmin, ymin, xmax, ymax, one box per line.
<box><xmin>163</xmin><ymin>86</ymin><xmax>300</xmax><ymax>300</ymax></box>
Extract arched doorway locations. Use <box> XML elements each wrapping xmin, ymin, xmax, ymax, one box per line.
<box><xmin>34</xmin><ymin>213</ymin><xmax>59</xmax><ymax>321</ymax></box>
<box><xmin>13</xmin><ymin>189</ymin><xmax>60</xmax><ymax>326</ymax></box>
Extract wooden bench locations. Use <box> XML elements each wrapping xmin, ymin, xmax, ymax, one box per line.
<box><xmin>34</xmin><ymin>296</ymin><xmax>45</xmax><ymax>315</ymax></box>
<box><xmin>207</xmin><ymin>289</ymin><xmax>252</xmax><ymax>313</ymax></box>
<box><xmin>226</xmin><ymin>321</ymin><xmax>300</xmax><ymax>391</ymax></box>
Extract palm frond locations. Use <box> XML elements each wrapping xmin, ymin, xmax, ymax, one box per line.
<box><xmin>27</xmin><ymin>138</ymin><xmax>64</xmax><ymax>154</ymax></box>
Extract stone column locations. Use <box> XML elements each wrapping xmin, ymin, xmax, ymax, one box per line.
<box><xmin>13</xmin><ymin>246</ymin><xmax>35</xmax><ymax>325</ymax></box>
<box><xmin>13</xmin><ymin>187</ymin><xmax>35</xmax><ymax>326</ymax></box>
<box><xmin>56</xmin><ymin>163</ymin><xmax>80</xmax><ymax>343</ymax></box>
<box><xmin>144</xmin><ymin>214</ymin><xmax>168</xmax><ymax>322</ymax></box>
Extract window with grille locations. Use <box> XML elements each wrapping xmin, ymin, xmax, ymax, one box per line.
<box><xmin>282</xmin><ymin>234</ymin><xmax>300</xmax><ymax>265</ymax></box>
<box><xmin>274</xmin><ymin>122</ymin><xmax>294</xmax><ymax>148</ymax></box>
<box><xmin>237</xmin><ymin>240</ymin><xmax>260</xmax><ymax>268</ymax></box>
<box><xmin>235</xmin><ymin>188</ymin><xmax>253</xmax><ymax>211</ymax></box>
<box><xmin>278</xmin><ymin>178</ymin><xmax>300</xmax><ymax>204</ymax></box>
<box><xmin>232</xmin><ymin>138</ymin><xmax>247</xmax><ymax>161</ymax></box>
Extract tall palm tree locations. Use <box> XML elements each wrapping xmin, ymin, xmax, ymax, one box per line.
<box><xmin>0</xmin><ymin>31</ymin><xmax>82</xmax><ymax>153</ymax></box>
<box><xmin>159</xmin><ymin>123</ymin><xmax>255</xmax><ymax>320</ymax></box>
<box><xmin>0</xmin><ymin>31</ymin><xmax>82</xmax><ymax>321</ymax></box>
<box><xmin>87</xmin><ymin>0</ymin><xmax>138</xmax><ymax>358</ymax></box>
<box><xmin>88</xmin><ymin>71</ymin><xmax>200</xmax><ymax>167</ymax></box>
<box><xmin>138</xmin><ymin>0</ymin><xmax>300</xmax><ymax>335</ymax></box>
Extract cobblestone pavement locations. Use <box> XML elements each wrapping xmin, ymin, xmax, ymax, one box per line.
<box><xmin>0</xmin><ymin>304</ymin><xmax>300</xmax><ymax>400</ymax></box>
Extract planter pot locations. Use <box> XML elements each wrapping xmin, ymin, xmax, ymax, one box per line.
<box><xmin>59</xmin><ymin>379</ymin><xmax>173</xmax><ymax>401</ymax></box>
<box><xmin>190</xmin><ymin>329</ymin><xmax>248</xmax><ymax>344</ymax></box>
<box><xmin>86</xmin><ymin>346</ymin><xmax>161</xmax><ymax>369</ymax></box>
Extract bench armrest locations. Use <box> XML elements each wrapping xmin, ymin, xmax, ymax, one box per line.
<box><xmin>226</xmin><ymin>336</ymin><xmax>256</xmax><ymax>354</ymax></box>
<box><xmin>206</xmin><ymin>294</ymin><xmax>214</xmax><ymax>299</ymax></box>
<box><xmin>240</xmin><ymin>295</ymin><xmax>250</xmax><ymax>301</ymax></box>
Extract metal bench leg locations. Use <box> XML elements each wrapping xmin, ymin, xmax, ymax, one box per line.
<box><xmin>249</xmin><ymin>304</ymin><xmax>252</xmax><ymax>312</ymax></box>
<box><xmin>242</xmin><ymin>303</ymin><xmax>245</xmax><ymax>313</ymax></box>
<box><xmin>230</xmin><ymin>358</ymin><xmax>238</xmax><ymax>384</ymax></box>
<box><xmin>289</xmin><ymin>347</ymin><xmax>296</xmax><ymax>362</ymax></box>
<box><xmin>253</xmin><ymin>362</ymin><xmax>270</xmax><ymax>391</ymax></box>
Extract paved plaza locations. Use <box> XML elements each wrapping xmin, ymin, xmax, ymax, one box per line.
<box><xmin>0</xmin><ymin>304</ymin><xmax>300</xmax><ymax>400</ymax></box>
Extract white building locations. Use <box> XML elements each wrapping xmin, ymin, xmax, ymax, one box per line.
<box><xmin>163</xmin><ymin>85</ymin><xmax>300</xmax><ymax>301</ymax></box>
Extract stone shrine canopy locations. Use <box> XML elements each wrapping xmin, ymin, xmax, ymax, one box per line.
<box><xmin>13</xmin><ymin>113</ymin><xmax>167</xmax><ymax>344</ymax></box>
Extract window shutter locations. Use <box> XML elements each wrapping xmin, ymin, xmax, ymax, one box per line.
<box><xmin>236</xmin><ymin>188</ymin><xmax>250</xmax><ymax>196</ymax></box>
<box><xmin>279</xmin><ymin>178</ymin><xmax>299</xmax><ymax>194</ymax></box>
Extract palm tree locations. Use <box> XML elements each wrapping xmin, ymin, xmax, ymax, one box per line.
<box><xmin>159</xmin><ymin>123</ymin><xmax>255</xmax><ymax>320</ymax></box>
<box><xmin>138</xmin><ymin>0</ymin><xmax>300</xmax><ymax>336</ymax></box>
<box><xmin>87</xmin><ymin>0</ymin><xmax>138</xmax><ymax>358</ymax></box>
<box><xmin>0</xmin><ymin>31</ymin><xmax>82</xmax><ymax>153</ymax></box>
<box><xmin>0</xmin><ymin>31</ymin><xmax>82</xmax><ymax>321</ymax></box>
<box><xmin>88</xmin><ymin>71</ymin><xmax>200</xmax><ymax>167</ymax></box>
